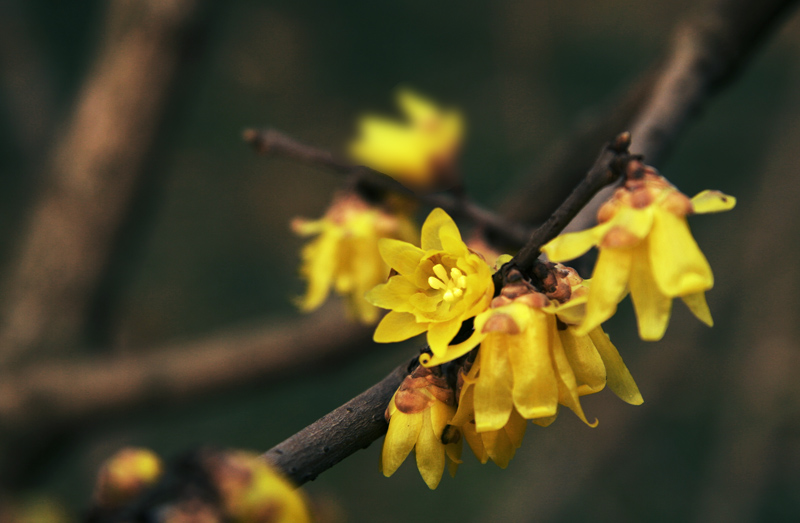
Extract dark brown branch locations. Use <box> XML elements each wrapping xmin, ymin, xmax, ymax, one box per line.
<box><xmin>243</xmin><ymin>128</ymin><xmax>531</xmax><ymax>248</ymax></box>
<box><xmin>262</xmin><ymin>356</ymin><xmax>417</xmax><ymax>485</ymax></box>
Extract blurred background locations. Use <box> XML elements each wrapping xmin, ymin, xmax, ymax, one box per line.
<box><xmin>1</xmin><ymin>0</ymin><xmax>799</xmax><ymax>521</ymax></box>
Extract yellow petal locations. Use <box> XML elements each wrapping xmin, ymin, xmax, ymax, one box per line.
<box><xmin>482</xmin><ymin>427</ymin><xmax>514</xmax><ymax>469</ymax></box>
<box><xmin>690</xmin><ymin>190</ymin><xmax>736</xmax><ymax>214</ymax></box>
<box><xmin>648</xmin><ymin>209</ymin><xmax>713</xmax><ymax>296</ymax></box>
<box><xmin>297</xmin><ymin>233</ymin><xmax>339</xmax><ymax>311</ymax></box>
<box><xmin>422</xmin><ymin>327</ymin><xmax>485</xmax><ymax>367</ymax></box>
<box><xmin>446</xmin><ymin>438</ymin><xmax>462</xmax><ymax>477</ymax></box>
<box><xmin>397</xmin><ymin>89</ymin><xmax>438</xmax><ymax>123</ymax></box>
<box><xmin>508</xmin><ymin>311</ymin><xmax>559</xmax><ymax>420</ymax></box>
<box><xmin>382</xmin><ymin>411</ymin><xmax>422</xmax><ymax>477</ymax></box>
<box><xmin>629</xmin><ymin>242</ymin><xmax>673</xmax><ymax>341</ymax></box>
<box><xmin>474</xmin><ymin>337</ymin><xmax>515</xmax><ymax>432</ymax></box>
<box><xmin>416</xmin><ymin>412</ymin><xmax>446</xmax><ymax>489</ymax></box>
<box><xmin>373</xmin><ymin>311</ymin><xmax>428</xmax><ymax>343</ymax></box>
<box><xmin>551</xmin><ymin>323</ymin><xmax>597</xmax><ymax>427</ymax></box>
<box><xmin>559</xmin><ymin>327</ymin><xmax>606</xmax><ymax>395</ymax></box>
<box><xmin>541</xmin><ymin>222</ymin><xmax>612</xmax><ymax>262</ymax></box>
<box><xmin>378</xmin><ymin>238</ymin><xmax>425</xmax><ymax>278</ymax></box>
<box><xmin>681</xmin><ymin>292</ymin><xmax>713</xmax><ymax>327</ymax></box>
<box><xmin>426</xmin><ymin>318</ymin><xmax>463</xmax><ymax>358</ymax></box>
<box><xmin>588</xmin><ymin>328</ymin><xmax>643</xmax><ymax>405</ymax></box>
<box><xmin>462</xmin><ymin>421</ymin><xmax>488</xmax><ymax>464</ymax></box>
<box><xmin>421</xmin><ymin>208</ymin><xmax>462</xmax><ymax>252</ymax></box>
<box><xmin>366</xmin><ymin>277</ymin><xmax>419</xmax><ymax>312</ymax></box>
<box><xmin>578</xmin><ymin>248</ymin><xmax>632</xmax><ymax>335</ymax></box>
<box><xmin>613</xmin><ymin>206</ymin><xmax>654</xmax><ymax>240</ymax></box>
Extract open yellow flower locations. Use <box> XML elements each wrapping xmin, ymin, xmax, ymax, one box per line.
<box><xmin>426</xmin><ymin>271</ymin><xmax>642</xmax><ymax>432</ymax></box>
<box><xmin>349</xmin><ymin>89</ymin><xmax>463</xmax><ymax>190</ymax></box>
<box><xmin>542</xmin><ymin>168</ymin><xmax>736</xmax><ymax>340</ymax></box>
<box><xmin>293</xmin><ymin>193</ymin><xmax>417</xmax><ymax>323</ymax></box>
<box><xmin>382</xmin><ymin>365</ymin><xmax>461</xmax><ymax>489</ymax></box>
<box><xmin>366</xmin><ymin>208</ymin><xmax>494</xmax><ymax>358</ymax></box>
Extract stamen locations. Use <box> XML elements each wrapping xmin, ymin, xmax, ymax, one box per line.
<box><xmin>428</xmin><ymin>276</ymin><xmax>446</xmax><ymax>290</ymax></box>
<box><xmin>443</xmin><ymin>290</ymin><xmax>455</xmax><ymax>302</ymax></box>
<box><xmin>450</xmin><ymin>267</ymin><xmax>464</xmax><ymax>281</ymax></box>
<box><xmin>452</xmin><ymin>288</ymin><xmax>463</xmax><ymax>299</ymax></box>
<box><xmin>433</xmin><ymin>264</ymin><xmax>448</xmax><ymax>281</ymax></box>
<box><xmin>457</xmin><ymin>275</ymin><xmax>467</xmax><ymax>288</ymax></box>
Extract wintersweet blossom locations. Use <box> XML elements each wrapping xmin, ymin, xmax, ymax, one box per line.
<box><xmin>542</xmin><ymin>167</ymin><xmax>736</xmax><ymax>340</ymax></box>
<box><xmin>293</xmin><ymin>193</ymin><xmax>417</xmax><ymax>323</ymax></box>
<box><xmin>366</xmin><ymin>208</ymin><xmax>494</xmax><ymax>358</ymax></box>
<box><xmin>426</xmin><ymin>267</ymin><xmax>642</xmax><ymax>432</ymax></box>
<box><xmin>349</xmin><ymin>89</ymin><xmax>463</xmax><ymax>190</ymax></box>
<box><xmin>382</xmin><ymin>365</ymin><xmax>461</xmax><ymax>489</ymax></box>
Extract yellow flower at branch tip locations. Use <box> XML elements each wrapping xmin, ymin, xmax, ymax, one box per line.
<box><xmin>293</xmin><ymin>193</ymin><xmax>417</xmax><ymax>324</ymax></box>
<box><xmin>449</xmin><ymin>361</ymin><xmax>527</xmax><ymax>468</ymax></box>
<box><xmin>542</xmin><ymin>167</ymin><xmax>736</xmax><ymax>341</ymax></box>
<box><xmin>382</xmin><ymin>365</ymin><xmax>462</xmax><ymax>489</ymax></box>
<box><xmin>94</xmin><ymin>447</ymin><xmax>163</xmax><ymax>508</ymax></box>
<box><xmin>206</xmin><ymin>450</ymin><xmax>311</xmax><ymax>523</ymax></box>
<box><xmin>366</xmin><ymin>208</ymin><xmax>494</xmax><ymax>358</ymax></box>
<box><xmin>349</xmin><ymin>89</ymin><xmax>464</xmax><ymax>190</ymax></box>
<box><xmin>430</xmin><ymin>274</ymin><xmax>642</xmax><ymax>433</ymax></box>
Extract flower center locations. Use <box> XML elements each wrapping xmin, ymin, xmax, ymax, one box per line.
<box><xmin>428</xmin><ymin>263</ymin><xmax>467</xmax><ymax>303</ymax></box>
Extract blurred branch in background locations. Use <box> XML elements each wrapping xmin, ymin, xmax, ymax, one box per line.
<box><xmin>0</xmin><ymin>0</ymin><xmax>207</xmax><ymax>367</ymax></box>
<box><xmin>252</xmin><ymin>0</ymin><xmax>799</xmax><ymax>490</ymax></box>
<box><xmin>505</xmin><ymin>0</ymin><xmax>799</xmax><ymax>232</ymax></box>
<box><xmin>0</xmin><ymin>304</ymin><xmax>372</xmax><ymax>488</ymax></box>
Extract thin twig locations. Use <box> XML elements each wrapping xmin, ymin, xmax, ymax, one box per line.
<box><xmin>243</xmin><ymin>128</ymin><xmax>531</xmax><ymax>248</ymax></box>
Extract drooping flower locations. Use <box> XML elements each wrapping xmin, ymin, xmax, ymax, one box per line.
<box><xmin>293</xmin><ymin>193</ymin><xmax>417</xmax><ymax>323</ymax></box>
<box><xmin>366</xmin><ymin>208</ymin><xmax>494</xmax><ymax>358</ymax></box>
<box><xmin>449</xmin><ymin>361</ymin><xmax>527</xmax><ymax>468</ymax></box>
<box><xmin>542</xmin><ymin>167</ymin><xmax>736</xmax><ymax>340</ymax></box>
<box><xmin>382</xmin><ymin>365</ymin><xmax>461</xmax><ymax>489</ymax></box>
<box><xmin>424</xmin><ymin>267</ymin><xmax>642</xmax><ymax>432</ymax></box>
<box><xmin>349</xmin><ymin>89</ymin><xmax>464</xmax><ymax>190</ymax></box>
<box><xmin>205</xmin><ymin>450</ymin><xmax>312</xmax><ymax>523</ymax></box>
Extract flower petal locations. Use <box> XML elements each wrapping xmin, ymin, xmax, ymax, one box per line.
<box><xmin>508</xmin><ymin>310</ymin><xmax>559</xmax><ymax>421</ymax></box>
<box><xmin>541</xmin><ymin>222</ymin><xmax>612</xmax><ymax>262</ymax></box>
<box><xmin>629</xmin><ymin>243</ymin><xmax>673</xmax><ymax>341</ymax></box>
<box><xmin>366</xmin><ymin>276</ymin><xmax>419</xmax><ymax>312</ymax></box>
<box><xmin>382</xmin><ymin>411</ymin><xmax>422</xmax><ymax>477</ymax></box>
<box><xmin>421</xmin><ymin>208</ymin><xmax>462</xmax><ymax>252</ymax></box>
<box><xmin>426</xmin><ymin>318</ymin><xmax>463</xmax><ymax>358</ymax></box>
<box><xmin>482</xmin><ymin>427</ymin><xmax>514</xmax><ymax>469</ymax></box>
<box><xmin>648</xmin><ymin>209</ymin><xmax>713</xmax><ymax>296</ymax></box>
<box><xmin>551</xmin><ymin>325</ymin><xmax>597</xmax><ymax>427</ymax></box>
<box><xmin>474</xmin><ymin>336</ymin><xmax>515</xmax><ymax>432</ymax></box>
<box><xmin>578</xmin><ymin>248</ymin><xmax>632</xmax><ymax>335</ymax></box>
<box><xmin>416</xmin><ymin>412</ymin><xmax>446</xmax><ymax>489</ymax></box>
<box><xmin>373</xmin><ymin>311</ymin><xmax>428</xmax><ymax>343</ymax></box>
<box><xmin>558</xmin><ymin>327</ymin><xmax>606</xmax><ymax>395</ymax></box>
<box><xmin>690</xmin><ymin>190</ymin><xmax>736</xmax><ymax>214</ymax></box>
<box><xmin>588</xmin><ymin>327</ymin><xmax>643</xmax><ymax>405</ymax></box>
<box><xmin>681</xmin><ymin>292</ymin><xmax>714</xmax><ymax>327</ymax></box>
<box><xmin>378</xmin><ymin>238</ymin><xmax>425</xmax><ymax>277</ymax></box>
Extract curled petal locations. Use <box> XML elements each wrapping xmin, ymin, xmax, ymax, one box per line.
<box><xmin>378</xmin><ymin>238</ymin><xmax>425</xmax><ymax>278</ymax></box>
<box><xmin>551</xmin><ymin>322</ymin><xmax>597</xmax><ymax>427</ymax></box>
<box><xmin>690</xmin><ymin>190</ymin><xmax>736</xmax><ymax>214</ymax></box>
<box><xmin>426</xmin><ymin>318</ymin><xmax>464</xmax><ymax>359</ymax></box>
<box><xmin>559</xmin><ymin>327</ymin><xmax>606</xmax><ymax>395</ymax></box>
<box><xmin>421</xmin><ymin>208</ymin><xmax>463</xmax><ymax>252</ymax></box>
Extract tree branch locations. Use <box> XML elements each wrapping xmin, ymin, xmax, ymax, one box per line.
<box><xmin>253</xmin><ymin>0</ymin><xmax>799</xmax><ymax>488</ymax></box>
<box><xmin>243</xmin><ymin>128</ymin><xmax>531</xmax><ymax>248</ymax></box>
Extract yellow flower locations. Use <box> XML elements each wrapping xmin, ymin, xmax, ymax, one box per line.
<box><xmin>366</xmin><ymin>208</ymin><xmax>494</xmax><ymax>358</ymax></box>
<box><xmin>449</xmin><ymin>361</ymin><xmax>527</xmax><ymax>469</ymax></box>
<box><xmin>293</xmin><ymin>193</ymin><xmax>417</xmax><ymax>323</ymax></box>
<box><xmin>94</xmin><ymin>447</ymin><xmax>163</xmax><ymax>508</ymax></box>
<box><xmin>206</xmin><ymin>450</ymin><xmax>312</xmax><ymax>523</ymax></box>
<box><xmin>349</xmin><ymin>89</ymin><xmax>464</xmax><ymax>190</ymax></box>
<box><xmin>426</xmin><ymin>271</ymin><xmax>642</xmax><ymax>432</ymax></box>
<box><xmin>542</xmin><ymin>168</ymin><xmax>736</xmax><ymax>340</ymax></box>
<box><xmin>382</xmin><ymin>365</ymin><xmax>462</xmax><ymax>489</ymax></box>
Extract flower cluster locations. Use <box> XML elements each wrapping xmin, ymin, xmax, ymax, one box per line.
<box><xmin>542</xmin><ymin>165</ymin><xmax>735</xmax><ymax>340</ymax></box>
<box><xmin>293</xmin><ymin>193</ymin><xmax>417</xmax><ymax>323</ymax></box>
